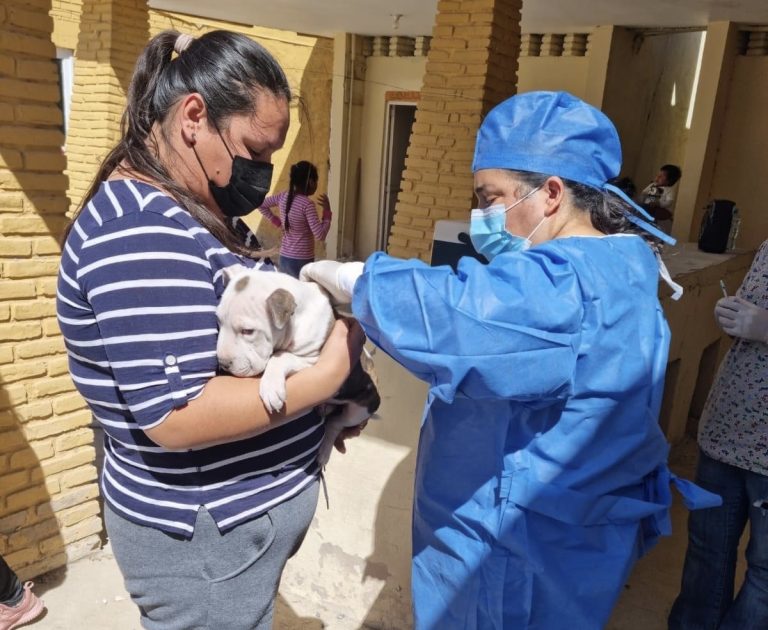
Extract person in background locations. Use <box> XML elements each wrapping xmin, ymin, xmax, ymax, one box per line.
<box><xmin>300</xmin><ymin>91</ymin><xmax>718</xmax><ymax>630</ymax></box>
<box><xmin>640</xmin><ymin>163</ymin><xmax>682</xmax><ymax>233</ymax></box>
<box><xmin>259</xmin><ymin>160</ymin><xmax>332</xmax><ymax>278</ymax></box>
<box><xmin>0</xmin><ymin>555</ymin><xmax>44</xmax><ymax>630</ymax></box>
<box><xmin>669</xmin><ymin>239</ymin><xmax>768</xmax><ymax>630</ymax></box>
<box><xmin>57</xmin><ymin>30</ymin><xmax>364</xmax><ymax>629</ymax></box>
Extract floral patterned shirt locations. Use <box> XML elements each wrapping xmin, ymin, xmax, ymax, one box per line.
<box><xmin>699</xmin><ymin>240</ymin><xmax>768</xmax><ymax>474</ymax></box>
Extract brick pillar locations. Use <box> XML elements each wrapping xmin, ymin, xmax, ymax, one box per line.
<box><xmin>387</xmin><ymin>0</ymin><xmax>522</xmax><ymax>260</ymax></box>
<box><xmin>65</xmin><ymin>0</ymin><xmax>149</xmax><ymax>211</ymax></box>
<box><xmin>0</xmin><ymin>1</ymin><xmax>103</xmax><ymax>578</ymax></box>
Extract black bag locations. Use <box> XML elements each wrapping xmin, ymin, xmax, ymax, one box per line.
<box><xmin>698</xmin><ymin>199</ymin><xmax>737</xmax><ymax>253</ymax></box>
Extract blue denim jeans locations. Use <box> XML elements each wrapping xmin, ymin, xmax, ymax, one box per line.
<box><xmin>668</xmin><ymin>450</ymin><xmax>768</xmax><ymax>630</ymax></box>
<box><xmin>0</xmin><ymin>554</ymin><xmax>23</xmax><ymax>606</ymax></box>
<box><xmin>278</xmin><ymin>255</ymin><xmax>313</xmax><ymax>279</ymax></box>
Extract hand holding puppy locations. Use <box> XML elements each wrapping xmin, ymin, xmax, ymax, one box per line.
<box><xmin>316</xmin><ymin>318</ymin><xmax>366</xmax><ymax>387</ymax></box>
<box><xmin>316</xmin><ymin>403</ymin><xmax>371</xmax><ymax>466</ymax></box>
<box><xmin>333</xmin><ymin>419</ymin><xmax>369</xmax><ymax>454</ymax></box>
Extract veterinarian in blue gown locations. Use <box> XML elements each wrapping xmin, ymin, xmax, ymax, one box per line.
<box><xmin>302</xmin><ymin>91</ymin><xmax>720</xmax><ymax>630</ymax></box>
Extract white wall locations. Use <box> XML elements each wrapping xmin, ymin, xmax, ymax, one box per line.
<box><xmin>603</xmin><ymin>29</ymin><xmax>702</xmax><ymax>193</ymax></box>
<box><xmin>515</xmin><ymin>30</ymin><xmax>702</xmax><ymax>200</ymax></box>
<box><xmin>357</xmin><ymin>56</ymin><xmax>427</xmax><ymax>258</ymax></box>
<box><xmin>518</xmin><ymin>56</ymin><xmax>589</xmax><ymax>100</ymax></box>
<box><xmin>708</xmin><ymin>55</ymin><xmax>768</xmax><ymax>250</ymax></box>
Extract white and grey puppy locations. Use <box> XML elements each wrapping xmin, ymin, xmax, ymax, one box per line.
<box><xmin>216</xmin><ymin>264</ymin><xmax>379</xmax><ymax>466</ymax></box>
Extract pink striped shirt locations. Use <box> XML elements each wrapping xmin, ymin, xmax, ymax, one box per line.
<box><xmin>259</xmin><ymin>191</ymin><xmax>331</xmax><ymax>259</ymax></box>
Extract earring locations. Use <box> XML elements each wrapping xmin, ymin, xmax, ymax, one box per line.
<box><xmin>190</xmin><ymin>132</ymin><xmax>197</xmax><ymax>145</ymax></box>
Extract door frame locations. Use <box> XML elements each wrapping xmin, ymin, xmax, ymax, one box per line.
<box><xmin>378</xmin><ymin>91</ymin><xmax>419</xmax><ymax>251</ymax></box>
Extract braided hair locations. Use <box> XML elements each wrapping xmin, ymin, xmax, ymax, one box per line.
<box><xmin>283</xmin><ymin>161</ymin><xmax>318</xmax><ymax>233</ymax></box>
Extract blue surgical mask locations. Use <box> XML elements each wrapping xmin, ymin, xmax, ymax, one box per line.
<box><xmin>469</xmin><ymin>186</ymin><xmax>544</xmax><ymax>261</ymax></box>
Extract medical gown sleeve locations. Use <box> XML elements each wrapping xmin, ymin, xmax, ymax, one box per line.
<box><xmin>352</xmin><ymin>251</ymin><xmax>583</xmax><ymax>403</ymax></box>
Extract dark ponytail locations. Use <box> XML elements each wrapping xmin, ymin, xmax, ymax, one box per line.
<box><xmin>66</xmin><ymin>30</ymin><xmax>292</xmax><ymax>258</ymax></box>
<box><xmin>510</xmin><ymin>170</ymin><xmax>663</xmax><ymax>253</ymax></box>
<box><xmin>283</xmin><ymin>160</ymin><xmax>318</xmax><ymax>234</ymax></box>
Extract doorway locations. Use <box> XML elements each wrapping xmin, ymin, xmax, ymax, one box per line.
<box><xmin>378</xmin><ymin>102</ymin><xmax>416</xmax><ymax>251</ymax></box>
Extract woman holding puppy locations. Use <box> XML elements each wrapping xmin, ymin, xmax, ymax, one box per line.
<box><xmin>302</xmin><ymin>91</ymin><xmax>720</xmax><ymax>629</ymax></box>
<box><xmin>57</xmin><ymin>30</ymin><xmax>364</xmax><ymax>629</ymax></box>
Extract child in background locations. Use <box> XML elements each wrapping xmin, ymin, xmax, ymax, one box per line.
<box><xmin>638</xmin><ymin>164</ymin><xmax>682</xmax><ymax>234</ymax></box>
<box><xmin>259</xmin><ymin>161</ymin><xmax>332</xmax><ymax>278</ymax></box>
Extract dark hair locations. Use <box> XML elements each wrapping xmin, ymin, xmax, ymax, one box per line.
<box><xmin>283</xmin><ymin>160</ymin><xmax>318</xmax><ymax>233</ymax></box>
<box><xmin>509</xmin><ymin>170</ymin><xmax>663</xmax><ymax>252</ymax></box>
<box><xmin>66</xmin><ymin>30</ymin><xmax>291</xmax><ymax>257</ymax></box>
<box><xmin>659</xmin><ymin>164</ymin><xmax>682</xmax><ymax>186</ymax></box>
<box><xmin>607</xmin><ymin>176</ymin><xmax>636</xmax><ymax>199</ymax></box>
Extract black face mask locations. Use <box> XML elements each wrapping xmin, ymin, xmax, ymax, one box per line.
<box><xmin>193</xmin><ymin>131</ymin><xmax>273</xmax><ymax>218</ymax></box>
<box><xmin>209</xmin><ymin>155</ymin><xmax>273</xmax><ymax>218</ymax></box>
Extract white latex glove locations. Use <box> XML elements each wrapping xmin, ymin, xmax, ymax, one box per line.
<box><xmin>299</xmin><ymin>260</ymin><xmax>364</xmax><ymax>306</ymax></box>
<box><xmin>715</xmin><ymin>296</ymin><xmax>768</xmax><ymax>343</ymax></box>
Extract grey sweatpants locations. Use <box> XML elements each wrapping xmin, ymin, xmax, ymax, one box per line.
<box><xmin>105</xmin><ymin>481</ymin><xmax>319</xmax><ymax>630</ymax></box>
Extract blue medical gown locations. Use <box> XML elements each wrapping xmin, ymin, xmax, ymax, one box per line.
<box><xmin>352</xmin><ymin>235</ymin><xmax>719</xmax><ymax>630</ymax></box>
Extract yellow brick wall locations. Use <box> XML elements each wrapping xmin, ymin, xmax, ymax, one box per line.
<box><xmin>50</xmin><ymin>0</ymin><xmax>82</xmax><ymax>50</ymax></box>
<box><xmin>0</xmin><ymin>0</ymin><xmax>100</xmax><ymax>580</ymax></box>
<box><xmin>388</xmin><ymin>0</ymin><xmax>522</xmax><ymax>260</ymax></box>
<box><xmin>1</xmin><ymin>0</ymin><xmax>333</xmax><ymax>580</ymax></box>
<box><xmin>64</xmin><ymin>0</ymin><xmax>150</xmax><ymax>216</ymax></box>
<box><xmin>53</xmin><ymin>0</ymin><xmax>333</xmax><ymax>241</ymax></box>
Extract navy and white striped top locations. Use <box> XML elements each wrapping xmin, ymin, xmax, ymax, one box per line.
<box><xmin>57</xmin><ymin>180</ymin><xmax>323</xmax><ymax>537</ymax></box>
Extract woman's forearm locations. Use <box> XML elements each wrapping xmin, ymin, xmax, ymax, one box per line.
<box><xmin>146</xmin><ymin>363</ymin><xmax>345</xmax><ymax>451</ymax></box>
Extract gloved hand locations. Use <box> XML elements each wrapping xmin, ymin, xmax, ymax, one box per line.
<box><xmin>299</xmin><ymin>260</ymin><xmax>364</xmax><ymax>305</ymax></box>
<box><xmin>715</xmin><ymin>296</ymin><xmax>768</xmax><ymax>343</ymax></box>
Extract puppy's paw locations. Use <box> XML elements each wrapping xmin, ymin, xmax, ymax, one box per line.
<box><xmin>259</xmin><ymin>375</ymin><xmax>287</xmax><ymax>413</ymax></box>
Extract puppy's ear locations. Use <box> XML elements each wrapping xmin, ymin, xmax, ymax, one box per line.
<box><xmin>266</xmin><ymin>289</ymin><xmax>297</xmax><ymax>330</ymax></box>
<box><xmin>222</xmin><ymin>264</ymin><xmax>249</xmax><ymax>288</ymax></box>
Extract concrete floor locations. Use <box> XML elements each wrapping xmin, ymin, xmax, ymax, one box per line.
<box><xmin>25</xmin><ymin>437</ymin><xmax>745</xmax><ymax>630</ymax></box>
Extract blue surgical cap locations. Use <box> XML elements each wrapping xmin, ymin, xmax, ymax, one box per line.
<box><xmin>472</xmin><ymin>91</ymin><xmax>621</xmax><ymax>189</ymax></box>
<box><xmin>471</xmin><ymin>90</ymin><xmax>678</xmax><ymax>248</ymax></box>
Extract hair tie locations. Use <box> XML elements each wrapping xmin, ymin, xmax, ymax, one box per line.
<box><xmin>174</xmin><ymin>33</ymin><xmax>195</xmax><ymax>55</ymax></box>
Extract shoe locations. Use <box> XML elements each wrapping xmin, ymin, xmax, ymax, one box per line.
<box><xmin>0</xmin><ymin>582</ymin><xmax>45</xmax><ymax>630</ymax></box>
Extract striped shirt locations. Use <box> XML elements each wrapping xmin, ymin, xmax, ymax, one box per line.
<box><xmin>259</xmin><ymin>191</ymin><xmax>331</xmax><ymax>259</ymax></box>
<box><xmin>57</xmin><ymin>180</ymin><xmax>323</xmax><ymax>537</ymax></box>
